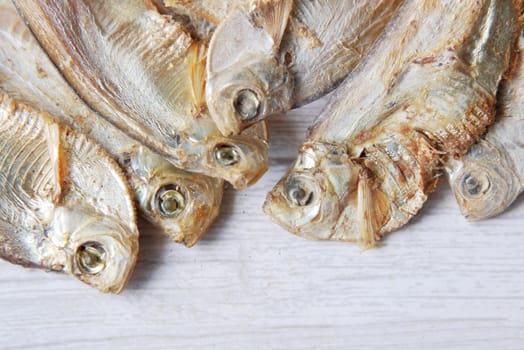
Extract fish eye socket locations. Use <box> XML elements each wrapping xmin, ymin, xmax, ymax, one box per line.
<box><xmin>155</xmin><ymin>185</ymin><xmax>186</xmax><ymax>218</ymax></box>
<box><xmin>285</xmin><ymin>176</ymin><xmax>316</xmax><ymax>207</ymax></box>
<box><xmin>234</xmin><ymin>89</ymin><xmax>260</xmax><ymax>121</ymax></box>
<box><xmin>462</xmin><ymin>172</ymin><xmax>491</xmax><ymax>198</ymax></box>
<box><xmin>214</xmin><ymin>144</ymin><xmax>241</xmax><ymax>167</ymax></box>
<box><xmin>76</xmin><ymin>241</ymin><xmax>106</xmax><ymax>275</ymax></box>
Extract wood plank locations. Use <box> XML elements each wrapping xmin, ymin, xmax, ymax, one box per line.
<box><xmin>1</xmin><ymin>98</ymin><xmax>523</xmax><ymax>350</ymax></box>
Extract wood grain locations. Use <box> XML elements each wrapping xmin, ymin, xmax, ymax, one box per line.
<box><xmin>1</xmin><ymin>98</ymin><xmax>523</xmax><ymax>350</ymax></box>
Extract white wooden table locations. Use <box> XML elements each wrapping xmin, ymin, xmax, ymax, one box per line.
<box><xmin>1</xmin><ymin>99</ymin><xmax>523</xmax><ymax>350</ymax></box>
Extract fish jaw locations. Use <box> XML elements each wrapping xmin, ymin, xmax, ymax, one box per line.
<box><xmin>447</xmin><ymin>141</ymin><xmax>521</xmax><ymax>221</ymax></box>
<box><xmin>129</xmin><ymin>147</ymin><xmax>223</xmax><ymax>247</ymax></box>
<box><xmin>206</xmin><ymin>55</ymin><xmax>294</xmax><ymax>136</ymax></box>
<box><xmin>264</xmin><ymin>142</ymin><xmax>358</xmax><ymax>241</ymax></box>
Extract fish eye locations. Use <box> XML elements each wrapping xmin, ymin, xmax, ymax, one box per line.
<box><xmin>76</xmin><ymin>241</ymin><xmax>106</xmax><ymax>275</ymax></box>
<box><xmin>461</xmin><ymin>171</ymin><xmax>491</xmax><ymax>198</ymax></box>
<box><xmin>285</xmin><ymin>176</ymin><xmax>316</xmax><ymax>207</ymax></box>
<box><xmin>214</xmin><ymin>144</ymin><xmax>241</xmax><ymax>167</ymax></box>
<box><xmin>155</xmin><ymin>185</ymin><xmax>186</xmax><ymax>218</ymax></box>
<box><xmin>233</xmin><ymin>89</ymin><xmax>260</xmax><ymax>121</ymax></box>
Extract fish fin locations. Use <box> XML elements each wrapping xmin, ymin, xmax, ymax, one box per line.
<box><xmin>45</xmin><ymin>123</ymin><xmax>63</xmax><ymax>205</ymax></box>
<box><xmin>252</xmin><ymin>0</ymin><xmax>293</xmax><ymax>49</ymax></box>
<box><xmin>357</xmin><ymin>168</ymin><xmax>377</xmax><ymax>248</ymax></box>
<box><xmin>188</xmin><ymin>43</ymin><xmax>208</xmax><ymax>114</ymax></box>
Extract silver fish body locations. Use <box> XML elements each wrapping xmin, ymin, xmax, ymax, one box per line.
<box><xmin>0</xmin><ymin>91</ymin><xmax>139</xmax><ymax>293</ymax></box>
<box><xmin>206</xmin><ymin>0</ymin><xmax>405</xmax><ymax>136</ymax></box>
<box><xmin>0</xmin><ymin>1</ymin><xmax>223</xmax><ymax>247</ymax></box>
<box><xmin>447</xmin><ymin>32</ymin><xmax>524</xmax><ymax>220</ymax></box>
<box><xmin>265</xmin><ymin>0</ymin><xmax>519</xmax><ymax>247</ymax></box>
<box><xmin>13</xmin><ymin>0</ymin><xmax>269</xmax><ymax>189</ymax></box>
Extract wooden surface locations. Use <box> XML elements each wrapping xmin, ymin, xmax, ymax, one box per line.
<box><xmin>1</xmin><ymin>98</ymin><xmax>523</xmax><ymax>350</ymax></box>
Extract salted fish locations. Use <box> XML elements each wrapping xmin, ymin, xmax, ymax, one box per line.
<box><xmin>264</xmin><ymin>0</ymin><xmax>519</xmax><ymax>247</ymax></box>
<box><xmin>13</xmin><ymin>0</ymin><xmax>269</xmax><ymax>189</ymax></box>
<box><xmin>206</xmin><ymin>0</ymin><xmax>405</xmax><ymax>135</ymax></box>
<box><xmin>151</xmin><ymin>0</ymin><xmax>248</xmax><ymax>41</ymax></box>
<box><xmin>0</xmin><ymin>90</ymin><xmax>138</xmax><ymax>293</ymax></box>
<box><xmin>447</xmin><ymin>30</ymin><xmax>524</xmax><ymax>220</ymax></box>
<box><xmin>0</xmin><ymin>1</ymin><xmax>223</xmax><ymax>247</ymax></box>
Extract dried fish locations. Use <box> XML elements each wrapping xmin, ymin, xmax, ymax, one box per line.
<box><xmin>447</xmin><ymin>31</ymin><xmax>524</xmax><ymax>220</ymax></box>
<box><xmin>206</xmin><ymin>0</ymin><xmax>405</xmax><ymax>136</ymax></box>
<box><xmin>0</xmin><ymin>1</ymin><xmax>223</xmax><ymax>247</ymax></box>
<box><xmin>0</xmin><ymin>91</ymin><xmax>138</xmax><ymax>293</ymax></box>
<box><xmin>151</xmin><ymin>0</ymin><xmax>248</xmax><ymax>41</ymax></box>
<box><xmin>264</xmin><ymin>0</ymin><xmax>519</xmax><ymax>247</ymax></box>
<box><xmin>13</xmin><ymin>0</ymin><xmax>269</xmax><ymax>189</ymax></box>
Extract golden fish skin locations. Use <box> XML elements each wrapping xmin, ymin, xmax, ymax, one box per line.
<box><xmin>447</xmin><ymin>31</ymin><xmax>524</xmax><ymax>220</ymax></box>
<box><xmin>265</xmin><ymin>0</ymin><xmax>520</xmax><ymax>247</ymax></box>
<box><xmin>13</xmin><ymin>0</ymin><xmax>268</xmax><ymax>189</ymax></box>
<box><xmin>206</xmin><ymin>0</ymin><xmax>405</xmax><ymax>136</ymax></box>
<box><xmin>0</xmin><ymin>1</ymin><xmax>222</xmax><ymax>248</ymax></box>
<box><xmin>0</xmin><ymin>91</ymin><xmax>139</xmax><ymax>293</ymax></box>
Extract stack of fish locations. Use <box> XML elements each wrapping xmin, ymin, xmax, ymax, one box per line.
<box><xmin>0</xmin><ymin>0</ymin><xmax>521</xmax><ymax>293</ymax></box>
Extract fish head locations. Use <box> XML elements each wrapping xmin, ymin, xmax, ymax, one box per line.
<box><xmin>51</xmin><ymin>206</ymin><xmax>138</xmax><ymax>294</ymax></box>
<box><xmin>207</xmin><ymin>55</ymin><xmax>294</xmax><ymax>136</ymax></box>
<box><xmin>124</xmin><ymin>146</ymin><xmax>223</xmax><ymax>247</ymax></box>
<box><xmin>136</xmin><ymin>170</ymin><xmax>223</xmax><ymax>247</ymax></box>
<box><xmin>206</xmin><ymin>0</ymin><xmax>294</xmax><ymax>136</ymax></box>
<box><xmin>264</xmin><ymin>142</ymin><xmax>359</xmax><ymax>240</ymax></box>
<box><xmin>449</xmin><ymin>141</ymin><xmax>520</xmax><ymax>220</ymax></box>
<box><xmin>205</xmin><ymin>121</ymin><xmax>269</xmax><ymax>189</ymax></box>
